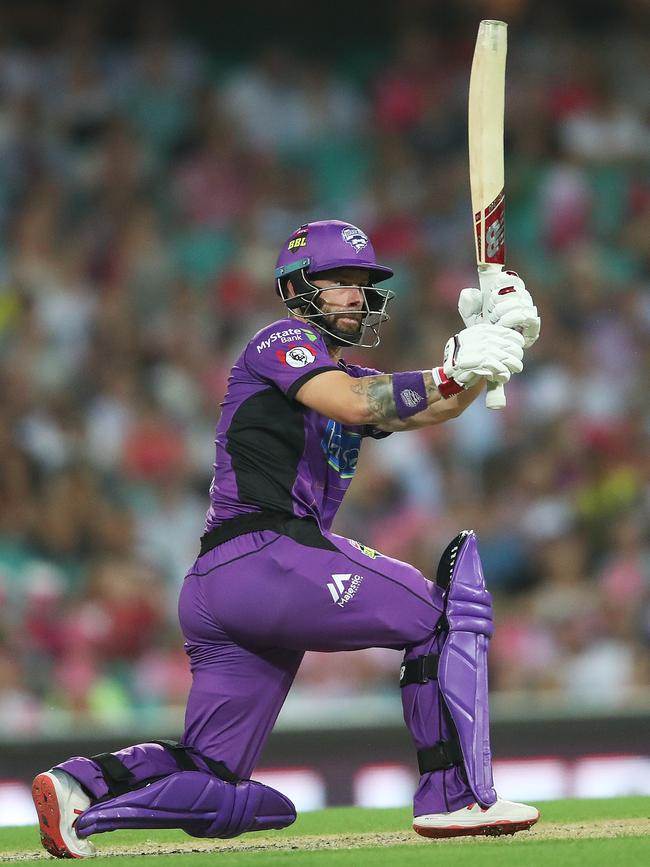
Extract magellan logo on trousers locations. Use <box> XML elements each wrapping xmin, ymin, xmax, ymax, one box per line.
<box><xmin>327</xmin><ymin>573</ymin><xmax>364</xmax><ymax>607</ymax></box>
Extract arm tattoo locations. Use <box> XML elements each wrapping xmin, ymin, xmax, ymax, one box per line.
<box><xmin>350</xmin><ymin>374</ymin><xmax>398</xmax><ymax>423</ymax></box>
<box><xmin>351</xmin><ymin>371</ymin><xmax>439</xmax><ymax>425</ymax></box>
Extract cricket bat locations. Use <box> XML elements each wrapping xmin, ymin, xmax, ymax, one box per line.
<box><xmin>468</xmin><ymin>19</ymin><xmax>508</xmax><ymax>410</ymax></box>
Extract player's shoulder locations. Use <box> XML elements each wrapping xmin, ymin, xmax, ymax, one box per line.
<box><xmin>247</xmin><ymin>318</ymin><xmax>317</xmax><ymax>347</ymax></box>
<box><xmin>244</xmin><ymin>319</ymin><xmax>326</xmax><ymax>357</ymax></box>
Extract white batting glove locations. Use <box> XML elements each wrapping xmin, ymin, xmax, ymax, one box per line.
<box><xmin>432</xmin><ymin>323</ymin><xmax>525</xmax><ymax>398</ymax></box>
<box><xmin>457</xmin><ymin>286</ymin><xmax>483</xmax><ymax>328</ymax></box>
<box><xmin>458</xmin><ymin>271</ymin><xmax>541</xmax><ymax>349</ymax></box>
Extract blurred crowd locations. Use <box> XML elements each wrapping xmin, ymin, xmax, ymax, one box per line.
<box><xmin>1</xmin><ymin>2</ymin><xmax>650</xmax><ymax>734</ymax></box>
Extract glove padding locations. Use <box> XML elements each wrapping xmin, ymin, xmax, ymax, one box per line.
<box><xmin>443</xmin><ymin>323</ymin><xmax>525</xmax><ymax>388</ymax></box>
<box><xmin>458</xmin><ymin>271</ymin><xmax>541</xmax><ymax>349</ymax></box>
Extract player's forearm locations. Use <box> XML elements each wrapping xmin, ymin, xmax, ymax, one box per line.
<box><xmin>374</xmin><ymin>379</ymin><xmax>485</xmax><ymax>431</ymax></box>
<box><xmin>349</xmin><ymin>370</ymin><xmax>442</xmax><ymax>427</ymax></box>
<box><xmin>416</xmin><ymin>379</ymin><xmax>485</xmax><ymax>423</ymax></box>
<box><xmin>295</xmin><ymin>326</ymin><xmax>522</xmax><ymax>425</ymax></box>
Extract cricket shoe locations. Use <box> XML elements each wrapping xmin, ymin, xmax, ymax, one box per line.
<box><xmin>32</xmin><ymin>769</ymin><xmax>97</xmax><ymax>858</ymax></box>
<box><xmin>413</xmin><ymin>798</ymin><xmax>540</xmax><ymax>838</ymax></box>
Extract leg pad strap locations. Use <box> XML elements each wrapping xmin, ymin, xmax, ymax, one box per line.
<box><xmin>91</xmin><ymin>741</ymin><xmax>239</xmax><ymax>799</ymax></box>
<box><xmin>90</xmin><ymin>753</ymin><xmax>136</xmax><ymax>798</ymax></box>
<box><xmin>417</xmin><ymin>739</ymin><xmax>463</xmax><ymax>774</ymax></box>
<box><xmin>400</xmin><ymin>654</ymin><xmax>439</xmax><ymax>687</ymax></box>
<box><xmin>149</xmin><ymin>740</ymin><xmax>240</xmax><ymax>783</ymax></box>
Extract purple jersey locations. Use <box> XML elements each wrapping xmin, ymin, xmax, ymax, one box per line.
<box><xmin>205</xmin><ymin>318</ymin><xmax>389</xmax><ymax>533</ymax></box>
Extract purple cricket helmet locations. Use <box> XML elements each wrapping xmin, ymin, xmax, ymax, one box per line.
<box><xmin>275</xmin><ymin>219</ymin><xmax>393</xmax><ymax>283</ymax></box>
<box><xmin>274</xmin><ymin>220</ymin><xmax>395</xmax><ymax>348</ymax></box>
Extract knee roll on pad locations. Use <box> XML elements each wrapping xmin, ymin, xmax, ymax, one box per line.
<box><xmin>75</xmin><ymin>771</ymin><xmax>297</xmax><ymax>839</ymax></box>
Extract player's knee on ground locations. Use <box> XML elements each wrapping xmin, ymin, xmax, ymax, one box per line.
<box><xmin>75</xmin><ymin>772</ymin><xmax>296</xmax><ymax>839</ymax></box>
<box><xmin>58</xmin><ymin>740</ymin><xmax>296</xmax><ymax>839</ymax></box>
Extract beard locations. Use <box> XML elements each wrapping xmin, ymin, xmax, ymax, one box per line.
<box><xmin>318</xmin><ymin>306</ymin><xmax>364</xmax><ymax>344</ymax></box>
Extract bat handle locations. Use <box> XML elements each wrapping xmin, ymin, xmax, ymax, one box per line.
<box><xmin>478</xmin><ymin>263</ymin><xmax>507</xmax><ymax>410</ymax></box>
<box><xmin>486</xmin><ymin>381</ymin><xmax>506</xmax><ymax>409</ymax></box>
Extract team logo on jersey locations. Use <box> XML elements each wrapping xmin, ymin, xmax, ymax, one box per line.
<box><xmin>321</xmin><ymin>419</ymin><xmax>361</xmax><ymax>479</ymax></box>
<box><xmin>282</xmin><ymin>345</ymin><xmax>316</xmax><ymax>367</ymax></box>
<box><xmin>348</xmin><ymin>538</ymin><xmax>381</xmax><ymax>559</ymax></box>
<box><xmin>327</xmin><ymin>572</ymin><xmax>364</xmax><ymax>607</ymax></box>
<box><xmin>341</xmin><ymin>225</ymin><xmax>369</xmax><ymax>252</ymax></box>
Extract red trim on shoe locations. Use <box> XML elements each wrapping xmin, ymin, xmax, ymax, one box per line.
<box><xmin>32</xmin><ymin>773</ymin><xmax>82</xmax><ymax>859</ymax></box>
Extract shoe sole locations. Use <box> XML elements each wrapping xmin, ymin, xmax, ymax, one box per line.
<box><xmin>32</xmin><ymin>773</ymin><xmax>80</xmax><ymax>859</ymax></box>
<box><xmin>413</xmin><ymin>815</ymin><xmax>539</xmax><ymax>839</ymax></box>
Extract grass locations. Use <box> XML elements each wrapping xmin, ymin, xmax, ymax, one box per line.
<box><xmin>2</xmin><ymin>797</ymin><xmax>648</xmax><ymax>866</ymax></box>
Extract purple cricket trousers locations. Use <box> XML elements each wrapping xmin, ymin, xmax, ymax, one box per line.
<box><xmin>58</xmin><ymin>524</ymin><xmax>474</xmax><ymax>819</ymax></box>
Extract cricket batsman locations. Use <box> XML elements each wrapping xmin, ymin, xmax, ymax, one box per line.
<box><xmin>33</xmin><ymin>220</ymin><xmax>541</xmax><ymax>857</ymax></box>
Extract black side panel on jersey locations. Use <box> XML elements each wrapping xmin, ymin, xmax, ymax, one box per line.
<box><xmin>227</xmin><ymin>387</ymin><xmax>305</xmax><ymax>513</ymax></box>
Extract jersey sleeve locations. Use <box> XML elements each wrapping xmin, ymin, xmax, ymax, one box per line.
<box><xmin>243</xmin><ymin>320</ymin><xmax>339</xmax><ymax>400</ymax></box>
<box><xmin>344</xmin><ymin>362</ymin><xmax>385</xmax><ymax>378</ymax></box>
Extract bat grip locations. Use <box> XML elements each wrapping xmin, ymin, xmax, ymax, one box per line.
<box><xmin>486</xmin><ymin>381</ymin><xmax>506</xmax><ymax>409</ymax></box>
<box><xmin>478</xmin><ymin>263</ymin><xmax>508</xmax><ymax>411</ymax></box>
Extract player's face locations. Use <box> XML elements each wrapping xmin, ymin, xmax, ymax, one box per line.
<box><xmin>310</xmin><ymin>268</ymin><xmax>370</xmax><ymax>338</ymax></box>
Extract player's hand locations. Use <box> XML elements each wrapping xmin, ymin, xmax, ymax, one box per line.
<box><xmin>438</xmin><ymin>324</ymin><xmax>525</xmax><ymax>393</ymax></box>
<box><xmin>458</xmin><ymin>271</ymin><xmax>541</xmax><ymax>348</ymax></box>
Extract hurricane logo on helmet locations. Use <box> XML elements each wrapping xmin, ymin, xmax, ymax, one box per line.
<box><xmin>341</xmin><ymin>226</ymin><xmax>369</xmax><ymax>253</ymax></box>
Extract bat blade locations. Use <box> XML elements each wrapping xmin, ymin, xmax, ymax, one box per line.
<box><xmin>468</xmin><ymin>19</ymin><xmax>508</xmax><ymax>410</ymax></box>
<box><xmin>469</xmin><ymin>20</ymin><xmax>507</xmax><ymax>267</ymax></box>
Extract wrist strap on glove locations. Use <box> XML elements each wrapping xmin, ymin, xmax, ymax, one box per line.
<box><xmin>432</xmin><ymin>366</ymin><xmax>464</xmax><ymax>399</ymax></box>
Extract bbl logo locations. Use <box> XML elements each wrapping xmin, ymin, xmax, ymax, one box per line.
<box><xmin>287</xmin><ymin>234</ymin><xmax>308</xmax><ymax>252</ymax></box>
<box><xmin>287</xmin><ymin>226</ymin><xmax>309</xmax><ymax>253</ymax></box>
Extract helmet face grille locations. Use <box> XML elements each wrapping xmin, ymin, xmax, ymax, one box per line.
<box><xmin>277</xmin><ymin>269</ymin><xmax>394</xmax><ymax>349</ymax></box>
